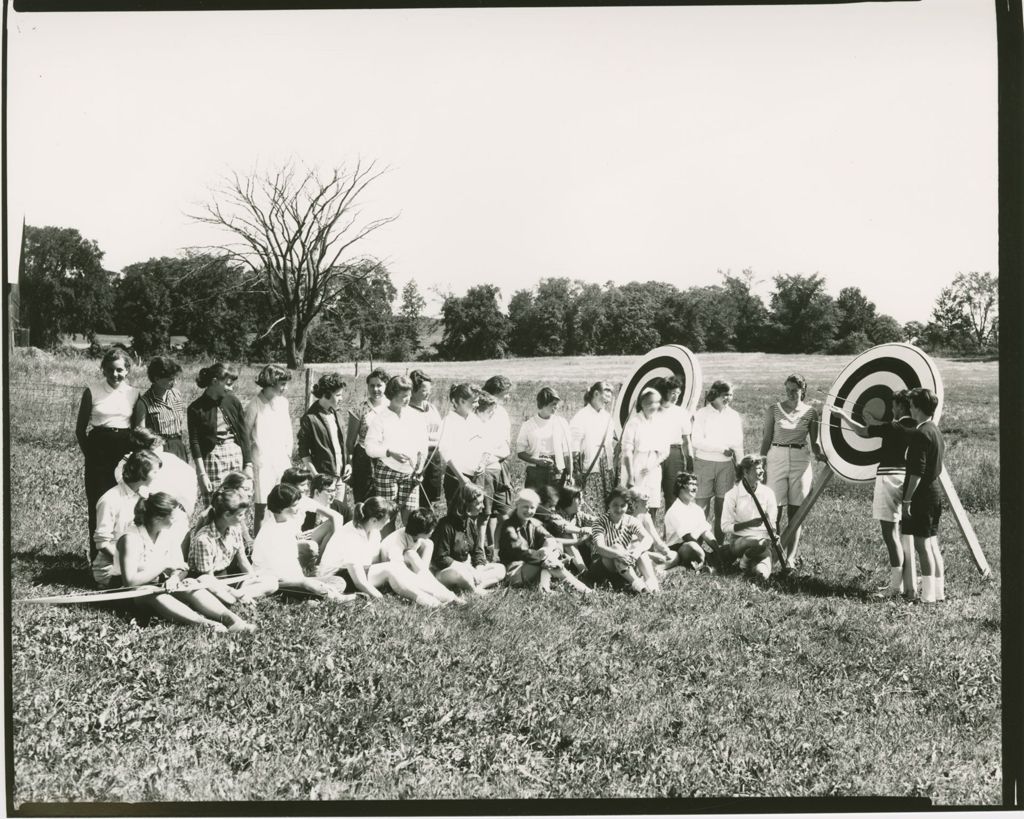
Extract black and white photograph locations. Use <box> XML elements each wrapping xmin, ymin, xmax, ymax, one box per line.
<box><xmin>4</xmin><ymin>0</ymin><xmax>1009</xmax><ymax>809</ymax></box>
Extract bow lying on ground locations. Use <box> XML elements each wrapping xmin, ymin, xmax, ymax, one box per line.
<box><xmin>17</xmin><ymin>573</ymin><xmax>254</xmax><ymax>606</ymax></box>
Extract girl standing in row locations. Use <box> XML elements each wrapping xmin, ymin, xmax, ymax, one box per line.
<box><xmin>245</xmin><ymin>365</ymin><xmax>294</xmax><ymax>533</ymax></box>
<box><xmin>346</xmin><ymin>368</ymin><xmax>390</xmax><ymax>504</ymax></box>
<box><xmin>132</xmin><ymin>356</ymin><xmax>189</xmax><ymax>461</ymax></box>
<box><xmin>187</xmin><ymin>363</ymin><xmax>252</xmax><ymax>504</ymax></box>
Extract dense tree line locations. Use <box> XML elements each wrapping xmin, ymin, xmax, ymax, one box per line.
<box><xmin>17</xmin><ymin>224</ymin><xmax>997</xmax><ymax>364</ymax></box>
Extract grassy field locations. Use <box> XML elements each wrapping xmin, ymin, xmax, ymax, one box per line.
<box><xmin>8</xmin><ymin>351</ymin><xmax>1001</xmax><ymax>806</ymax></box>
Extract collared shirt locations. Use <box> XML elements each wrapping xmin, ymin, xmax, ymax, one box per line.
<box><xmin>664</xmin><ymin>499</ymin><xmax>712</xmax><ymax>543</ymax></box>
<box><xmin>408</xmin><ymin>402</ymin><xmax>443</xmax><ymax>446</ymax></box>
<box><xmin>658</xmin><ymin>404</ymin><xmax>693</xmax><ymax>445</ymax></box>
<box><xmin>251</xmin><ymin>514</ymin><xmax>305</xmax><ymax>582</ymax></box>
<box><xmin>516</xmin><ymin>415</ymin><xmax>570</xmax><ymax>470</ymax></box>
<box><xmin>569</xmin><ymin>404</ymin><xmax>615</xmax><ymax>463</ymax></box>
<box><xmin>118</xmin><ymin>523</ymin><xmax>185</xmax><ymax>585</ymax></box>
<box><xmin>189</xmin><ymin>519</ymin><xmax>246</xmax><ymax>575</ymax></box>
<box><xmin>353</xmin><ymin>400</ymin><xmax>387</xmax><ymax>448</ymax></box>
<box><xmin>431</xmin><ymin>513</ymin><xmax>485</xmax><ymax>569</ymax></box>
<box><xmin>497</xmin><ymin>514</ymin><xmax>553</xmax><ymax>565</ymax></box>
<box><xmin>722</xmin><ymin>481</ymin><xmax>777</xmax><ymax>540</ymax></box>
<box><xmin>479</xmin><ymin>406</ymin><xmax>511</xmax><ymax>462</ymax></box>
<box><xmin>134</xmin><ymin>386</ymin><xmax>186</xmax><ymax>437</ymax></box>
<box><xmin>437</xmin><ymin>412</ymin><xmax>487</xmax><ymax>476</ymax></box>
<box><xmin>364</xmin><ymin>407</ymin><xmax>428</xmax><ymax>475</ymax></box>
<box><xmin>691</xmin><ymin>405</ymin><xmax>744</xmax><ymax>462</ymax></box>
<box><xmin>620</xmin><ymin>412</ymin><xmax>668</xmax><ymax>461</ymax></box>
<box><xmin>92</xmin><ymin>481</ymin><xmax>145</xmax><ymax>578</ymax></box>
<box><xmin>318</xmin><ymin>521</ymin><xmax>382</xmax><ymax>576</ymax></box>
<box><xmin>88</xmin><ymin>380</ymin><xmax>139</xmax><ymax>429</ymax></box>
<box><xmin>115</xmin><ymin>449</ymin><xmax>198</xmax><ymax>515</ymax></box>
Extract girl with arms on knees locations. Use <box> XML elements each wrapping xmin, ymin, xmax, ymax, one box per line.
<box><xmin>535</xmin><ymin>484</ymin><xmax>587</xmax><ymax>574</ymax></box>
<box><xmin>244</xmin><ymin>364</ymin><xmax>293</xmax><ymax>534</ymax></box>
<box><xmin>317</xmin><ymin>497</ymin><xmax>446</xmax><ymax>607</ymax></box>
<box><xmin>188</xmin><ymin>487</ymin><xmax>278</xmax><ymax>604</ymax></box>
<box><xmin>431</xmin><ymin>484</ymin><xmax>507</xmax><ymax>596</ymax></box>
<box><xmin>497</xmin><ymin>489</ymin><xmax>592</xmax><ymax>594</ymax></box>
<box><xmin>188</xmin><ymin>363</ymin><xmax>252</xmax><ymax>504</ymax></box>
<box><xmin>77</xmin><ymin>347</ymin><xmax>140</xmax><ymax>553</ymax></box>
<box><xmin>657</xmin><ymin>376</ymin><xmax>694</xmax><ymax>510</ymax></box>
<box><xmin>92</xmin><ymin>450</ymin><xmax>162</xmax><ymax>587</ymax></box>
<box><xmin>132</xmin><ymin>356</ymin><xmax>188</xmax><ymax>461</ymax></box>
<box><xmin>625</xmin><ymin>488</ymin><xmax>673</xmax><ymax>567</ymax></box>
<box><xmin>407</xmin><ymin>370</ymin><xmax>445</xmax><ymax>512</ymax></box>
<box><xmin>620</xmin><ymin>387</ymin><xmax>669</xmax><ymax>521</ymax></box>
<box><xmin>691</xmin><ymin>380</ymin><xmax>744</xmax><ymax>543</ymax></box>
<box><xmin>437</xmin><ymin>383</ymin><xmax>486</xmax><ymax>504</ymax></box>
<box><xmin>590</xmin><ymin>486</ymin><xmax>659</xmax><ymax>594</ymax></box>
<box><xmin>569</xmin><ymin>381</ymin><xmax>616</xmax><ymax>494</ymax></box>
<box><xmin>663</xmin><ymin>471</ymin><xmax>720</xmax><ymax>571</ymax></box>
<box><xmin>118</xmin><ymin>492</ymin><xmax>255</xmax><ymax>633</ymax></box>
<box><xmin>721</xmin><ymin>456</ymin><xmax>779</xmax><ymax>581</ymax></box>
<box><xmin>380</xmin><ymin>508</ymin><xmax>463</xmax><ymax>605</ymax></box>
<box><xmin>759</xmin><ymin>373</ymin><xmax>825</xmax><ymax>570</ymax></box>
<box><xmin>346</xmin><ymin>368</ymin><xmax>390</xmax><ymax>504</ymax></box>
<box><xmin>517</xmin><ymin>387</ymin><xmax>573</xmax><ymax>491</ymax></box>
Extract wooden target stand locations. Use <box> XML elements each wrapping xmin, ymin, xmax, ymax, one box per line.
<box><xmin>780</xmin><ymin>343</ymin><xmax>991</xmax><ymax>578</ymax></box>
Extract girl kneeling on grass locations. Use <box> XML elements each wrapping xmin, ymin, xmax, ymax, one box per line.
<box><xmin>118</xmin><ymin>492</ymin><xmax>255</xmax><ymax>633</ymax></box>
<box><xmin>431</xmin><ymin>484</ymin><xmax>507</xmax><ymax>596</ymax></box>
<box><xmin>188</xmin><ymin>488</ymin><xmax>279</xmax><ymax>605</ymax></box>
<box><xmin>497</xmin><ymin>489</ymin><xmax>592</xmax><ymax>594</ymax></box>
<box><xmin>250</xmin><ymin>484</ymin><xmax>354</xmax><ymax>602</ymax></box>
<box><xmin>590</xmin><ymin>487</ymin><xmax>660</xmax><ymax>594</ymax></box>
<box><xmin>317</xmin><ymin>497</ymin><xmax>448</xmax><ymax>607</ymax></box>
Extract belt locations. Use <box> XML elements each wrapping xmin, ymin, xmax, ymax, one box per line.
<box><xmin>90</xmin><ymin>426</ymin><xmax>129</xmax><ymax>434</ymax></box>
<box><xmin>772</xmin><ymin>443</ymin><xmax>804</xmax><ymax>449</ymax></box>
<box><xmin>669</xmin><ymin>444</ymin><xmax>683</xmax><ymax>449</ymax></box>
<box><xmin>163</xmin><ymin>433</ymin><xmax>182</xmax><ymax>440</ymax></box>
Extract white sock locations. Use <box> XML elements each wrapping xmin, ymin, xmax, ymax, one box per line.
<box><xmin>935</xmin><ymin>575</ymin><xmax>945</xmax><ymax>600</ymax></box>
<box><xmin>754</xmin><ymin>557</ymin><xmax>772</xmax><ymax>580</ymax></box>
<box><xmin>888</xmin><ymin>567</ymin><xmax>904</xmax><ymax>594</ymax></box>
<box><xmin>920</xmin><ymin>575</ymin><xmax>936</xmax><ymax>603</ymax></box>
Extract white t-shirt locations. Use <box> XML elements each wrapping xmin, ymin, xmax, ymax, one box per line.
<box><xmin>318</xmin><ymin>521</ymin><xmax>382</xmax><ymax>576</ymax></box>
<box><xmin>438</xmin><ymin>411</ymin><xmax>487</xmax><ymax>476</ymax></box>
<box><xmin>251</xmin><ymin>514</ymin><xmax>305</xmax><ymax>582</ymax></box>
<box><xmin>516</xmin><ymin>415</ymin><xmax>570</xmax><ymax>470</ymax></box>
<box><xmin>691</xmin><ymin>405</ymin><xmax>744</xmax><ymax>463</ymax></box>
<box><xmin>569</xmin><ymin>404</ymin><xmax>615</xmax><ymax>463</ymax></box>
<box><xmin>659</xmin><ymin>404</ymin><xmax>693</xmax><ymax>445</ymax></box>
<box><xmin>663</xmin><ymin>499</ymin><xmax>712</xmax><ymax>543</ymax></box>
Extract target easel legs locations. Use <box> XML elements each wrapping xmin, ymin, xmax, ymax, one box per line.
<box><xmin>779</xmin><ymin>465</ymin><xmax>835</xmax><ymax>559</ymax></box>
<box><xmin>938</xmin><ymin>467</ymin><xmax>991</xmax><ymax>578</ymax></box>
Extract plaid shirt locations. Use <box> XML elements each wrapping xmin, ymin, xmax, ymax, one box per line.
<box><xmin>134</xmin><ymin>387</ymin><xmax>187</xmax><ymax>437</ymax></box>
<box><xmin>189</xmin><ymin>519</ymin><xmax>245</xmax><ymax>574</ymax></box>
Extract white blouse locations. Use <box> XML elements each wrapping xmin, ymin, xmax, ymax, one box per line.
<box><xmin>318</xmin><ymin>521</ymin><xmax>382</xmax><ymax>576</ymax></box>
<box><xmin>569</xmin><ymin>404</ymin><xmax>615</xmax><ymax>463</ymax></box>
<box><xmin>437</xmin><ymin>412</ymin><xmax>487</xmax><ymax>476</ymax></box>
<box><xmin>88</xmin><ymin>380</ymin><xmax>139</xmax><ymax>429</ymax></box>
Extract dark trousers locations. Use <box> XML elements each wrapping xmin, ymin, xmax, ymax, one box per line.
<box><xmin>418</xmin><ymin>447</ymin><xmax>444</xmax><ymax>510</ymax></box>
<box><xmin>84</xmin><ymin>427</ymin><xmax>132</xmax><ymax>557</ymax></box>
<box><xmin>350</xmin><ymin>444</ymin><xmax>373</xmax><ymax>504</ymax></box>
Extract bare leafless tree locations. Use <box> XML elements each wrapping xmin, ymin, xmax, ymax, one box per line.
<box><xmin>190</xmin><ymin>161</ymin><xmax>398</xmax><ymax>368</ymax></box>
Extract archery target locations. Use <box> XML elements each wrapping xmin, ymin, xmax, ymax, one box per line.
<box><xmin>821</xmin><ymin>343</ymin><xmax>944</xmax><ymax>483</ymax></box>
<box><xmin>615</xmin><ymin>344</ymin><xmax>703</xmax><ymax>429</ymax></box>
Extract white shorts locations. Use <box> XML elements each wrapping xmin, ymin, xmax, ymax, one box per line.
<box><xmin>766</xmin><ymin>446</ymin><xmax>813</xmax><ymax>506</ymax></box>
<box><xmin>872</xmin><ymin>472</ymin><xmax>904</xmax><ymax>523</ymax></box>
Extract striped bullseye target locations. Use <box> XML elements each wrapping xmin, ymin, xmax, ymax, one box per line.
<box><xmin>615</xmin><ymin>344</ymin><xmax>703</xmax><ymax>429</ymax></box>
<box><xmin>822</xmin><ymin>343</ymin><xmax>944</xmax><ymax>483</ymax></box>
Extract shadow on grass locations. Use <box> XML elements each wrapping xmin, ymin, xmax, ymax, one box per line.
<box><xmin>766</xmin><ymin>570</ymin><xmax>871</xmax><ymax>601</ymax></box>
<box><xmin>13</xmin><ymin>552</ymin><xmax>94</xmax><ymax>591</ymax></box>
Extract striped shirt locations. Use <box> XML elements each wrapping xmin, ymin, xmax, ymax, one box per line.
<box><xmin>769</xmin><ymin>402</ymin><xmax>818</xmax><ymax>447</ymax></box>
<box><xmin>133</xmin><ymin>387</ymin><xmax>187</xmax><ymax>437</ymax></box>
<box><xmin>591</xmin><ymin>513</ymin><xmax>646</xmax><ymax>556</ymax></box>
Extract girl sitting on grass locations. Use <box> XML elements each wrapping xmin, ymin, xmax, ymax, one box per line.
<box><xmin>250</xmin><ymin>483</ymin><xmax>354</xmax><ymax>602</ymax></box>
<box><xmin>317</xmin><ymin>497</ymin><xmax>447</xmax><ymax>607</ymax></box>
<box><xmin>590</xmin><ymin>486</ymin><xmax>659</xmax><ymax>594</ymax></box>
<box><xmin>497</xmin><ymin>489</ymin><xmax>592</xmax><ymax>594</ymax></box>
<box><xmin>431</xmin><ymin>484</ymin><xmax>507</xmax><ymax>596</ymax></box>
<box><xmin>625</xmin><ymin>487</ymin><xmax>673</xmax><ymax>567</ymax></box>
<box><xmin>92</xmin><ymin>450</ymin><xmax>162</xmax><ymax>588</ymax></box>
<box><xmin>118</xmin><ymin>492</ymin><xmax>255</xmax><ymax>633</ymax></box>
<box><xmin>662</xmin><ymin>471</ymin><xmax>719</xmax><ymax>571</ymax></box>
<box><xmin>380</xmin><ymin>508</ymin><xmax>463</xmax><ymax>605</ymax></box>
<box><xmin>534</xmin><ymin>484</ymin><xmax>587</xmax><ymax>574</ymax></box>
<box><xmin>188</xmin><ymin>487</ymin><xmax>279</xmax><ymax>605</ymax></box>
<box><xmin>278</xmin><ymin>466</ymin><xmax>345</xmax><ymax>570</ymax></box>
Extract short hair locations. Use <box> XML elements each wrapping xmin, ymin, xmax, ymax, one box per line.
<box><xmin>626</xmin><ymin>487</ymin><xmax>649</xmax><ymax>509</ymax></box>
<box><xmin>405</xmin><ymin>508</ymin><xmax>437</xmax><ymax>538</ymax></box>
<box><xmin>281</xmin><ymin>466</ymin><xmax>314</xmax><ymax>487</ymax></box>
<box><xmin>146</xmin><ymin>356</ymin><xmax>181</xmax><ymax>382</ymax></box>
<box><xmin>409</xmin><ymin>369</ymin><xmax>432</xmax><ymax>392</ymax></box>
<box><xmin>603</xmin><ymin>486</ymin><xmax>631</xmax><ymax>510</ymax></box>
<box><xmin>539</xmin><ymin>484</ymin><xmax>560</xmax><ymax>509</ymax></box>
<box><xmin>448</xmin><ymin>483</ymin><xmax>484</xmax><ymax>518</ymax></box>
<box><xmin>785</xmin><ymin>373</ymin><xmax>807</xmax><ymax>398</ymax></box>
<box><xmin>218</xmin><ymin>471</ymin><xmax>250</xmax><ymax>492</ymax></box>
<box><xmin>536</xmin><ymin>387</ymin><xmax>560</xmax><ymax>409</ymax></box>
<box><xmin>483</xmin><ymin>375</ymin><xmax>511</xmax><ymax>396</ymax></box>
<box><xmin>353</xmin><ymin>496</ymin><xmax>395</xmax><ymax>525</ymax></box>
<box><xmin>128</xmin><ymin>427</ymin><xmax>164</xmax><ymax>452</ymax></box>
<box><xmin>515</xmin><ymin>488</ymin><xmax>541</xmax><ymax>507</ymax></box>
<box><xmin>196</xmin><ymin>362</ymin><xmax>238</xmax><ymax>388</ymax></box>
<box><xmin>122</xmin><ymin>450</ymin><xmax>161</xmax><ymax>484</ymax></box>
<box><xmin>635</xmin><ymin>386</ymin><xmax>661</xmax><ymax>412</ymax></box>
<box><xmin>210</xmin><ymin>487</ymin><xmax>250</xmax><ymax>518</ymax></box>
<box><xmin>312</xmin><ymin>372</ymin><xmax>346</xmax><ymax>398</ymax></box>
<box><xmin>311</xmin><ymin>474</ymin><xmax>338</xmax><ymax>494</ymax></box>
<box><xmin>449</xmin><ymin>383</ymin><xmax>477</xmax><ymax>404</ymax></box>
<box><xmin>557</xmin><ymin>485</ymin><xmax>581</xmax><ymax>511</ymax></box>
<box><xmin>660</xmin><ymin>376</ymin><xmax>683</xmax><ymax>400</ymax></box>
<box><xmin>891</xmin><ymin>389</ymin><xmax>911</xmax><ymax>412</ymax></box>
<box><xmin>366</xmin><ymin>368</ymin><xmax>390</xmax><ymax>385</ymax></box>
<box><xmin>674</xmin><ymin>471</ymin><xmax>698</xmax><ymax>495</ymax></box>
<box><xmin>475</xmin><ymin>392</ymin><xmax>497</xmax><ymax>412</ymax></box>
<box><xmin>385</xmin><ymin>375</ymin><xmax>413</xmax><ymax>399</ymax></box>
<box><xmin>908</xmin><ymin>387</ymin><xmax>939</xmax><ymax>418</ymax></box>
<box><xmin>706</xmin><ymin>380</ymin><xmax>732</xmax><ymax>404</ymax></box>
<box><xmin>583</xmin><ymin>381</ymin><xmax>610</xmax><ymax>405</ymax></box>
<box><xmin>133</xmin><ymin>492</ymin><xmax>179</xmax><ymax>527</ymax></box>
<box><xmin>101</xmin><ymin>348</ymin><xmax>133</xmax><ymax>374</ymax></box>
<box><xmin>736</xmin><ymin>454</ymin><xmax>763</xmax><ymax>481</ymax></box>
<box><xmin>267</xmin><ymin>483</ymin><xmax>302</xmax><ymax>514</ymax></box>
<box><xmin>256</xmin><ymin>364</ymin><xmax>292</xmax><ymax>388</ymax></box>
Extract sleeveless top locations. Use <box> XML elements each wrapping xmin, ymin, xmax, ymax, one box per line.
<box><xmin>770</xmin><ymin>402</ymin><xmax>817</xmax><ymax>446</ymax></box>
<box><xmin>89</xmin><ymin>380</ymin><xmax>139</xmax><ymax>429</ymax></box>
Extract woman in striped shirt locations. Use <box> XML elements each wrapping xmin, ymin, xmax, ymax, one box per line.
<box><xmin>132</xmin><ymin>356</ymin><xmax>188</xmax><ymax>461</ymax></box>
<box><xmin>759</xmin><ymin>373</ymin><xmax>826</xmax><ymax>570</ymax></box>
<box><xmin>590</xmin><ymin>486</ymin><xmax>659</xmax><ymax>594</ymax></box>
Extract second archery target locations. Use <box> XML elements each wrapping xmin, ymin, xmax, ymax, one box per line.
<box><xmin>615</xmin><ymin>344</ymin><xmax>703</xmax><ymax>429</ymax></box>
<box><xmin>821</xmin><ymin>343</ymin><xmax>944</xmax><ymax>483</ymax></box>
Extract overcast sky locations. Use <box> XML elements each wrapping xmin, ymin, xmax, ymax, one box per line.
<box><xmin>6</xmin><ymin>1</ymin><xmax>996</xmax><ymax>324</ymax></box>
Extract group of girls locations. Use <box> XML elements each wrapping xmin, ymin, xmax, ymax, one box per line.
<box><xmin>75</xmin><ymin>347</ymin><xmax>833</xmax><ymax>630</ymax></box>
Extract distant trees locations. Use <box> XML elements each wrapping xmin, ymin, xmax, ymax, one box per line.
<box><xmin>924</xmin><ymin>272</ymin><xmax>998</xmax><ymax>353</ymax></box>
<box><xmin>437</xmin><ymin>284</ymin><xmax>510</xmax><ymax>360</ymax></box>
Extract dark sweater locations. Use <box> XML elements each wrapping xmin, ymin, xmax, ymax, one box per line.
<box><xmin>187</xmin><ymin>392</ymin><xmax>251</xmax><ymax>464</ymax></box>
<box><xmin>297</xmin><ymin>401</ymin><xmax>348</xmax><ymax>478</ymax></box>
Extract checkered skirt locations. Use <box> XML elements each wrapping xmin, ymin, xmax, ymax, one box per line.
<box><xmin>372</xmin><ymin>461</ymin><xmax>420</xmax><ymax>511</ymax></box>
<box><xmin>202</xmin><ymin>439</ymin><xmax>244</xmax><ymax>500</ymax></box>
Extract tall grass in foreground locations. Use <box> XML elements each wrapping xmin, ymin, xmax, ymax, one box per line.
<box><xmin>8</xmin><ymin>352</ymin><xmax>1002</xmax><ymax>804</ymax></box>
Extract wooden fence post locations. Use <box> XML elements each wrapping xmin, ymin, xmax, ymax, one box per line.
<box><xmin>304</xmin><ymin>366</ymin><xmax>313</xmax><ymax>411</ymax></box>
